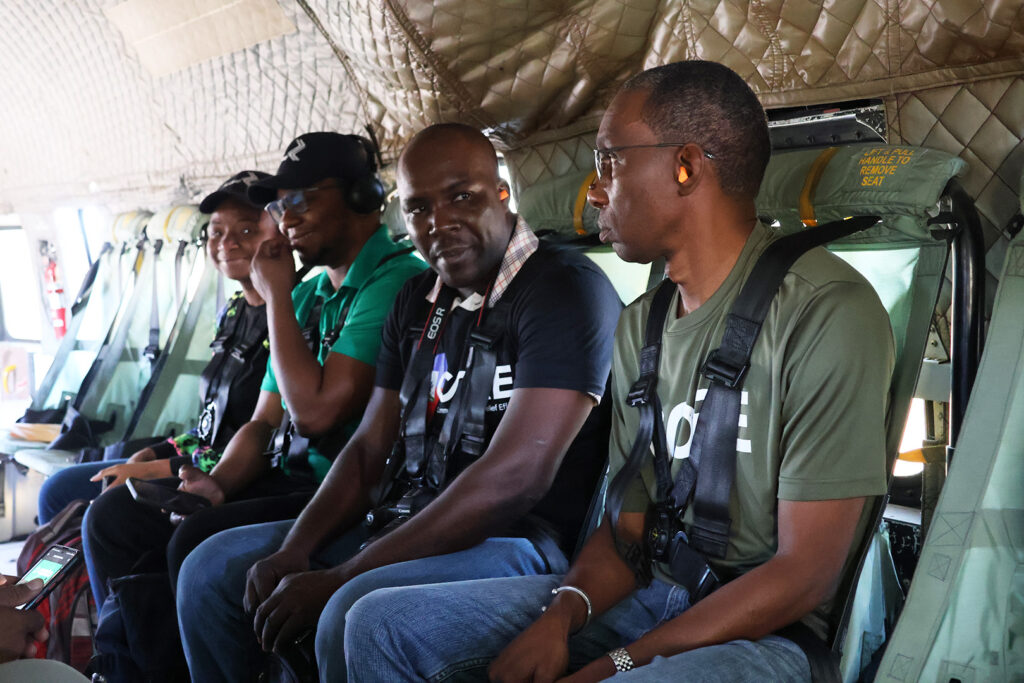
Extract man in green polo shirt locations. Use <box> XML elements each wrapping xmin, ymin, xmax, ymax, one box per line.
<box><xmin>179</xmin><ymin>132</ymin><xmax>425</xmax><ymax>502</ymax></box>
<box><xmin>81</xmin><ymin>135</ymin><xmax>424</xmax><ymax>681</ymax></box>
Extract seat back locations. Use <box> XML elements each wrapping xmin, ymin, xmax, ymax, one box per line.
<box><xmin>27</xmin><ymin>212</ymin><xmax>150</xmax><ymax>416</ymax></box>
<box><xmin>72</xmin><ymin>206</ymin><xmax>205</xmax><ymax>446</ymax></box>
<box><xmin>755</xmin><ymin>143</ymin><xmax>967</xmax><ymax>678</ymax></box>
<box><xmin>876</xmin><ymin>178</ymin><xmax>1024</xmax><ymax>681</ymax></box>
<box><xmin>122</xmin><ymin>216</ymin><xmax>222</xmax><ymax>441</ymax></box>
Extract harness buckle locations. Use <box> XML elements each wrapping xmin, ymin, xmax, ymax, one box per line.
<box><xmin>229</xmin><ymin>344</ymin><xmax>250</xmax><ymax>361</ymax></box>
<box><xmin>627</xmin><ymin>377</ymin><xmax>654</xmax><ymax>407</ymax></box>
<box><xmin>701</xmin><ymin>349</ymin><xmax>748</xmax><ymax>389</ymax></box>
<box><xmin>468</xmin><ymin>329</ymin><xmax>498</xmax><ymax>350</ymax></box>
<box><xmin>143</xmin><ymin>344</ymin><xmax>161</xmax><ymax>363</ymax></box>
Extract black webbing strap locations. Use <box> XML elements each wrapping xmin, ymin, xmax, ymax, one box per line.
<box><xmin>70</xmin><ymin>242</ymin><xmax>112</xmax><ymax>317</ymax></box>
<box><xmin>425</xmin><ymin>297</ymin><xmax>511</xmax><ymax>489</ymax></box>
<box><xmin>606</xmin><ymin>215</ymin><xmax>880</xmax><ymax>579</ymax></box>
<box><xmin>199</xmin><ymin>297</ymin><xmax>269</xmax><ymax>445</ymax></box>
<box><xmin>677</xmin><ymin>215</ymin><xmax>880</xmax><ymax>558</ymax></box>
<box><xmin>606</xmin><ymin>280</ymin><xmax>676</xmax><ymax>534</ymax></box>
<box><xmin>144</xmin><ymin>239</ymin><xmax>164</xmax><ymax>364</ymax></box>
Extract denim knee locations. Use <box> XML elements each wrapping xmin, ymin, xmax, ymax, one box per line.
<box><xmin>174</xmin><ymin>531</ymin><xmax>245</xmax><ymax>626</ymax></box>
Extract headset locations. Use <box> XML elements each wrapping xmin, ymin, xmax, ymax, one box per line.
<box><xmin>345</xmin><ymin>135</ymin><xmax>387</xmax><ymax>215</ymax></box>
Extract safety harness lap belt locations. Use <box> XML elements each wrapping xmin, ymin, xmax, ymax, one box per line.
<box><xmin>606</xmin><ymin>216</ymin><xmax>879</xmax><ymax>678</ymax></box>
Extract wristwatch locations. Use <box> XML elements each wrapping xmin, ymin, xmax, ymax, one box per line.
<box><xmin>607</xmin><ymin>647</ymin><xmax>635</xmax><ymax>672</ymax></box>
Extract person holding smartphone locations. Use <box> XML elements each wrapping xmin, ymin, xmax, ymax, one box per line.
<box><xmin>0</xmin><ymin>576</ymin><xmax>88</xmax><ymax>682</ymax></box>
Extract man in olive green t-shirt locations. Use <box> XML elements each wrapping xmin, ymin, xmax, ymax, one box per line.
<box><xmin>342</xmin><ymin>61</ymin><xmax>894</xmax><ymax>682</ymax></box>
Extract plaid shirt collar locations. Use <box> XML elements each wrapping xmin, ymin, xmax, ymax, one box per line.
<box><xmin>426</xmin><ymin>215</ymin><xmax>539</xmax><ymax>311</ymax></box>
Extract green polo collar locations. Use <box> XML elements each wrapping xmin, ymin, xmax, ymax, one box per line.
<box><xmin>314</xmin><ymin>225</ymin><xmax>396</xmax><ymax>300</ymax></box>
<box><xmin>341</xmin><ymin>225</ymin><xmax>397</xmax><ymax>291</ymax></box>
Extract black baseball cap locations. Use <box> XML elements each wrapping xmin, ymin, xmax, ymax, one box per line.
<box><xmin>199</xmin><ymin>170</ymin><xmax>270</xmax><ymax>213</ymax></box>
<box><xmin>247</xmin><ymin>132</ymin><xmax>378</xmax><ymax>205</ymax></box>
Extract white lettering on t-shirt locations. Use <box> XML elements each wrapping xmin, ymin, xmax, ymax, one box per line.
<box><xmin>436</xmin><ymin>364</ymin><xmax>514</xmax><ymax>404</ymax></box>
<box><xmin>492</xmin><ymin>364</ymin><xmax>514</xmax><ymax>400</ymax></box>
<box><xmin>665</xmin><ymin>390</ymin><xmax>751</xmax><ymax>459</ymax></box>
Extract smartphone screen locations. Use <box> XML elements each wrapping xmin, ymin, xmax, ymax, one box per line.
<box><xmin>17</xmin><ymin>544</ymin><xmax>80</xmax><ymax>610</ymax></box>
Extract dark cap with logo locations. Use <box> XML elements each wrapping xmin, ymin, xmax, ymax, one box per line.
<box><xmin>199</xmin><ymin>170</ymin><xmax>271</xmax><ymax>213</ymax></box>
<box><xmin>247</xmin><ymin>132</ymin><xmax>379</xmax><ymax>206</ymax></box>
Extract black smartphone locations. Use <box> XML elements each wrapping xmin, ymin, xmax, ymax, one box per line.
<box><xmin>17</xmin><ymin>544</ymin><xmax>82</xmax><ymax>611</ymax></box>
<box><xmin>126</xmin><ymin>477</ymin><xmax>212</xmax><ymax>515</ymax></box>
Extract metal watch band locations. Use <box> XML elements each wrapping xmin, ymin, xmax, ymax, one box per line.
<box><xmin>607</xmin><ymin>647</ymin><xmax>635</xmax><ymax>672</ymax></box>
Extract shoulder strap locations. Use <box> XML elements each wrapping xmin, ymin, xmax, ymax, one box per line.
<box><xmin>143</xmin><ymin>239</ymin><xmax>164</xmax><ymax>364</ymax></box>
<box><xmin>605</xmin><ymin>280</ymin><xmax>676</xmax><ymax>533</ymax></box>
<box><xmin>399</xmin><ymin>278</ymin><xmax>457</xmax><ymax>483</ymax></box>
<box><xmin>607</xmin><ymin>216</ymin><xmax>879</xmax><ymax>564</ymax></box>
<box><xmin>200</xmin><ymin>299</ymin><xmax>270</xmax><ymax>445</ymax></box>
<box><xmin>680</xmin><ymin>215</ymin><xmax>879</xmax><ymax>558</ymax></box>
<box><xmin>424</xmin><ymin>296</ymin><xmax>511</xmax><ymax>489</ymax></box>
<box><xmin>70</xmin><ymin>242</ymin><xmax>113</xmax><ymax>317</ymax></box>
<box><xmin>422</xmin><ymin>243</ymin><xmax>554</xmax><ymax>490</ymax></box>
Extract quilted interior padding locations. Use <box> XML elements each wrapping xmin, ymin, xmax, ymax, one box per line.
<box><xmin>0</xmin><ymin>1</ymin><xmax>1020</xmax><ymax>211</ymax></box>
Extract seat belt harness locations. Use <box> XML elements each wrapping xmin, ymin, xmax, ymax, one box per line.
<box><xmin>607</xmin><ymin>216</ymin><xmax>880</xmax><ymax>602</ymax></box>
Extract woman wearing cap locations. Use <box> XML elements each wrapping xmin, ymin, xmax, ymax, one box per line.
<box><xmin>36</xmin><ymin>171</ymin><xmax>278</xmax><ymax>536</ymax></box>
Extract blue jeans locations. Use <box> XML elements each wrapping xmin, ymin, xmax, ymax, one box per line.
<box><xmin>176</xmin><ymin>519</ymin><xmax>567</xmax><ymax>683</ymax></box>
<box><xmin>37</xmin><ymin>460</ymin><xmax>114</xmax><ymax>523</ymax></box>
<box><xmin>344</xmin><ymin>575</ymin><xmax>811</xmax><ymax>682</ymax></box>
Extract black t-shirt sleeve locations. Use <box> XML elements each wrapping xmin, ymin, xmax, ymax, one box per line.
<box><xmin>374</xmin><ymin>271</ymin><xmax>434</xmax><ymax>390</ymax></box>
<box><xmin>511</xmin><ymin>257</ymin><xmax>621</xmax><ymax>398</ymax></box>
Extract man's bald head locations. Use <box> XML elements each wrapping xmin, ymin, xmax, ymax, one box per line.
<box><xmin>396</xmin><ymin>122</ymin><xmax>514</xmax><ymax>298</ymax></box>
<box><xmin>399</xmin><ymin>123</ymin><xmax>501</xmax><ymax>183</ymax></box>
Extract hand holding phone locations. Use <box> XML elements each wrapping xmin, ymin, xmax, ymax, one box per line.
<box><xmin>126</xmin><ymin>477</ymin><xmax>212</xmax><ymax>516</ymax></box>
<box><xmin>14</xmin><ymin>544</ymin><xmax>82</xmax><ymax>611</ymax></box>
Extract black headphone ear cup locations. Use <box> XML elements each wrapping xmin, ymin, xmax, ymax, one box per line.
<box><xmin>346</xmin><ymin>175</ymin><xmax>386</xmax><ymax>215</ymax></box>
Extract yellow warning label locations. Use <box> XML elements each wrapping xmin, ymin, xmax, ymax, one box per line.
<box><xmin>858</xmin><ymin>148</ymin><xmax>914</xmax><ymax>187</ymax></box>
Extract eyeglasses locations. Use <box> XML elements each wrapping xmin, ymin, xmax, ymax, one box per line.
<box><xmin>264</xmin><ymin>183</ymin><xmax>339</xmax><ymax>223</ymax></box>
<box><xmin>593</xmin><ymin>143</ymin><xmax>715</xmax><ymax>180</ymax></box>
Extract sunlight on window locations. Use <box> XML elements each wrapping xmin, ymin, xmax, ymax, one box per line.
<box><xmin>895</xmin><ymin>398</ymin><xmax>927</xmax><ymax>477</ymax></box>
<box><xmin>0</xmin><ymin>227</ymin><xmax>43</xmax><ymax>340</ymax></box>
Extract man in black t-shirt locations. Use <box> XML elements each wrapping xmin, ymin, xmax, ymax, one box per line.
<box><xmin>177</xmin><ymin>123</ymin><xmax>622</xmax><ymax>682</ymax></box>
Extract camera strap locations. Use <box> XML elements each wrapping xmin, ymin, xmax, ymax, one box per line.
<box><xmin>398</xmin><ymin>281</ymin><xmax>458</xmax><ymax>483</ymax></box>
<box><xmin>606</xmin><ymin>216</ymin><xmax>880</xmax><ymax>580</ymax></box>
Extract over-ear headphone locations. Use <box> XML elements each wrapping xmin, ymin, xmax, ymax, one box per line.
<box><xmin>499</xmin><ymin>188</ymin><xmax>510</xmax><ymax>201</ymax></box>
<box><xmin>678</xmin><ymin>167</ymin><xmax>689</xmax><ymax>183</ymax></box>
<box><xmin>345</xmin><ymin>136</ymin><xmax>387</xmax><ymax>215</ymax></box>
